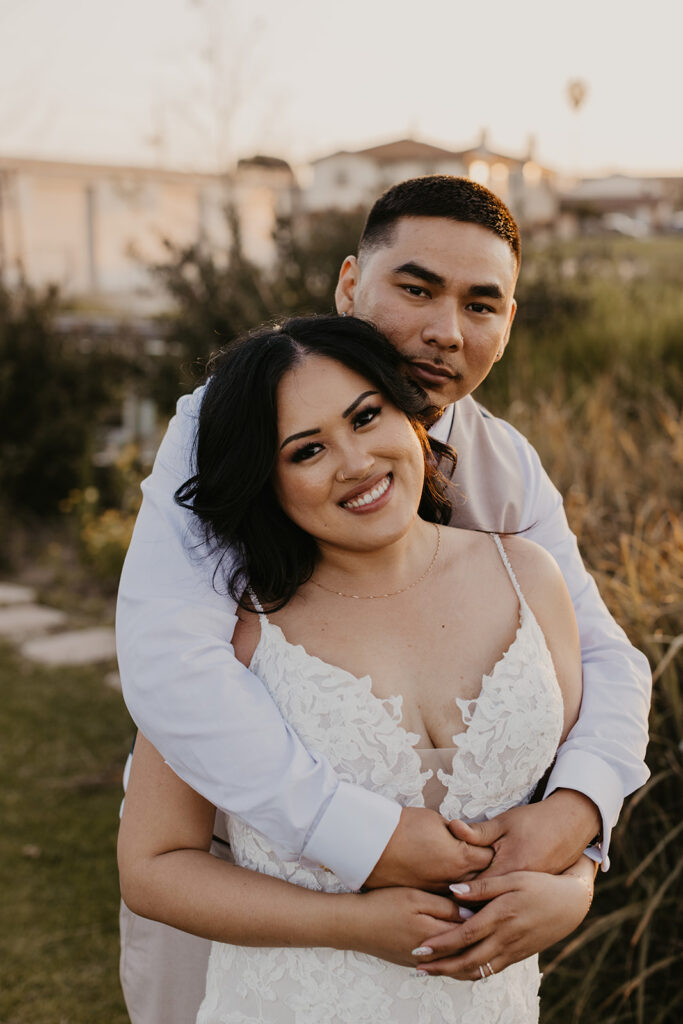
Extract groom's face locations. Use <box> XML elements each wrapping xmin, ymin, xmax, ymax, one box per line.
<box><xmin>335</xmin><ymin>216</ymin><xmax>518</xmax><ymax>410</ymax></box>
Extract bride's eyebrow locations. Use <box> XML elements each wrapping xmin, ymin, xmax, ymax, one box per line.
<box><xmin>280</xmin><ymin>427</ymin><xmax>320</xmax><ymax>451</ymax></box>
<box><xmin>342</xmin><ymin>390</ymin><xmax>379</xmax><ymax>419</ymax></box>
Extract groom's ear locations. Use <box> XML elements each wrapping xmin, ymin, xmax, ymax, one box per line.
<box><xmin>335</xmin><ymin>256</ymin><xmax>359</xmax><ymax>315</ymax></box>
<box><xmin>494</xmin><ymin>298</ymin><xmax>517</xmax><ymax>362</ymax></box>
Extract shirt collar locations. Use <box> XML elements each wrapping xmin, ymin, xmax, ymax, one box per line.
<box><xmin>427</xmin><ymin>404</ymin><xmax>455</xmax><ymax>443</ymax></box>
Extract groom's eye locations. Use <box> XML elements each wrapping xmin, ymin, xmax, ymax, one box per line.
<box><xmin>401</xmin><ymin>284</ymin><xmax>431</xmax><ymax>298</ymax></box>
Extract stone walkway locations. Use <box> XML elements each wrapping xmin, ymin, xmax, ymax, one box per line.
<box><xmin>0</xmin><ymin>581</ymin><xmax>120</xmax><ymax>688</ymax></box>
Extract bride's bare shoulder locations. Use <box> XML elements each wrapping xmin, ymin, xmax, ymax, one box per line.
<box><xmin>233</xmin><ymin>600</ymin><xmax>262</xmax><ymax>667</ymax></box>
<box><xmin>439</xmin><ymin>526</ymin><xmax>577</xmax><ymax>643</ymax></box>
<box><xmin>498</xmin><ymin>533</ymin><xmax>582</xmax><ymax>735</ymax></box>
<box><xmin>496</xmin><ymin>533</ymin><xmax>566</xmax><ymax>596</ymax></box>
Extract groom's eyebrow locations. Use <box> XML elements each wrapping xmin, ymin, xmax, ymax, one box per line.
<box><xmin>392</xmin><ymin>262</ymin><xmax>446</xmax><ymax>288</ymax></box>
<box><xmin>467</xmin><ymin>283</ymin><xmax>505</xmax><ymax>300</ymax></box>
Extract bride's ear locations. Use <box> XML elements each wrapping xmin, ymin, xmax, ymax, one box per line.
<box><xmin>335</xmin><ymin>256</ymin><xmax>359</xmax><ymax>316</ymax></box>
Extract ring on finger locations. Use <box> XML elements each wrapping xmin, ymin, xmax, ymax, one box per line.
<box><xmin>478</xmin><ymin>962</ymin><xmax>495</xmax><ymax>981</ymax></box>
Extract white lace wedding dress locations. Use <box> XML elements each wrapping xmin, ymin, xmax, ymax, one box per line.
<box><xmin>196</xmin><ymin>535</ymin><xmax>564</xmax><ymax>1023</ymax></box>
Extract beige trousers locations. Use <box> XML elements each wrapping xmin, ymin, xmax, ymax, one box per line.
<box><xmin>119</xmin><ymin>838</ymin><xmax>232</xmax><ymax>1024</ymax></box>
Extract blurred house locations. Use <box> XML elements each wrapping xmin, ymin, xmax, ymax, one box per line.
<box><xmin>559</xmin><ymin>174</ymin><xmax>683</xmax><ymax>236</ymax></box>
<box><xmin>0</xmin><ymin>153</ymin><xmax>297</xmax><ymax>313</ymax></box>
<box><xmin>305</xmin><ymin>133</ymin><xmax>559</xmax><ymax>231</ymax></box>
<box><xmin>0</xmin><ymin>152</ymin><xmax>297</xmax><ymax>459</ymax></box>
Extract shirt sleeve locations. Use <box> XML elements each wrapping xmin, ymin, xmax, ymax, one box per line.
<box><xmin>496</xmin><ymin>418</ymin><xmax>652</xmax><ymax>869</ymax></box>
<box><xmin>115</xmin><ymin>386</ymin><xmax>401</xmax><ymax>891</ymax></box>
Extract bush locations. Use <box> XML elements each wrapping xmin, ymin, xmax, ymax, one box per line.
<box><xmin>0</xmin><ymin>281</ymin><xmax>120</xmax><ymax>515</ymax></box>
<box><xmin>149</xmin><ymin>206</ymin><xmax>366</xmax><ymax>407</ymax></box>
<box><xmin>479</xmin><ymin>237</ymin><xmax>683</xmax><ymax>409</ymax></box>
<box><xmin>60</xmin><ymin>445</ymin><xmax>144</xmax><ymax>582</ymax></box>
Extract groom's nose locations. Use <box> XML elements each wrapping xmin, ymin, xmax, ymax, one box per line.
<box><xmin>421</xmin><ymin>301</ymin><xmax>464</xmax><ymax>352</ymax></box>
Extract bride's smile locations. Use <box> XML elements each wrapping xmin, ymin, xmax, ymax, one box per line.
<box><xmin>339</xmin><ymin>471</ymin><xmax>393</xmax><ymax>512</ymax></box>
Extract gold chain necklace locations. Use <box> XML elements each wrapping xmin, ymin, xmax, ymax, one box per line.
<box><xmin>310</xmin><ymin>525</ymin><xmax>441</xmax><ymax>600</ymax></box>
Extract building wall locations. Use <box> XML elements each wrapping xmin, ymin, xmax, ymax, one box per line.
<box><xmin>0</xmin><ymin>158</ymin><xmax>294</xmax><ymax>310</ymax></box>
<box><xmin>305</xmin><ymin>149</ymin><xmax>559</xmax><ymax>229</ymax></box>
<box><xmin>305</xmin><ymin>153</ymin><xmax>470</xmax><ymax>212</ymax></box>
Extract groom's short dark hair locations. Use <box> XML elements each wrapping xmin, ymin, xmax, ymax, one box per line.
<box><xmin>359</xmin><ymin>175</ymin><xmax>521</xmax><ymax>266</ymax></box>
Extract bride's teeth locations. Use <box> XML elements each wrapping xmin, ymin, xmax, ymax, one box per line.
<box><xmin>342</xmin><ymin>474</ymin><xmax>390</xmax><ymax>509</ymax></box>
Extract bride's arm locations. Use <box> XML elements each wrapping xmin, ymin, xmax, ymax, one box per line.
<box><xmin>118</xmin><ymin>733</ymin><xmax>460</xmax><ymax>960</ymax></box>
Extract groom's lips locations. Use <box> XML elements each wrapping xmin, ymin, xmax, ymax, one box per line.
<box><xmin>409</xmin><ymin>361</ymin><xmax>461</xmax><ymax>386</ymax></box>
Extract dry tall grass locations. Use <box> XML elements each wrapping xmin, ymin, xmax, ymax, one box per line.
<box><xmin>484</xmin><ymin>376</ymin><xmax>682</xmax><ymax>1023</ymax></box>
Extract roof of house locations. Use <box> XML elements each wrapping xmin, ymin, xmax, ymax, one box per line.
<box><xmin>312</xmin><ymin>137</ymin><xmax>542</xmax><ymax>171</ymax></box>
<box><xmin>0</xmin><ymin>152</ymin><xmax>293</xmax><ymax>183</ymax></box>
<box><xmin>236</xmin><ymin>154</ymin><xmax>293</xmax><ymax>172</ymax></box>
<box><xmin>314</xmin><ymin>138</ymin><xmax>467</xmax><ymax>165</ymax></box>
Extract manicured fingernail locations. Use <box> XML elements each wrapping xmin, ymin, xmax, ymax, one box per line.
<box><xmin>411</xmin><ymin>945</ymin><xmax>434</xmax><ymax>956</ymax></box>
<box><xmin>416</xmin><ymin>969</ymin><xmax>428</xmax><ymax>977</ymax></box>
<box><xmin>450</xmin><ymin>883</ymin><xmax>470</xmax><ymax>894</ymax></box>
<box><xmin>459</xmin><ymin>907</ymin><xmax>474</xmax><ymax>919</ymax></box>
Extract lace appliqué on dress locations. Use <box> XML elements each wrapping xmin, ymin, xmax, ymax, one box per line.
<box><xmin>438</xmin><ymin>599</ymin><xmax>564</xmax><ymax>823</ymax></box>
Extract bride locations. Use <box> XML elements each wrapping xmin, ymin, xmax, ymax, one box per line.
<box><xmin>118</xmin><ymin>315</ymin><xmax>595</xmax><ymax>1022</ymax></box>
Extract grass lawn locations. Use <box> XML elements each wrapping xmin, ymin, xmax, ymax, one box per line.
<box><xmin>0</xmin><ymin>642</ymin><xmax>134</xmax><ymax>1024</ymax></box>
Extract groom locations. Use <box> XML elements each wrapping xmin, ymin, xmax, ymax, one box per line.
<box><xmin>116</xmin><ymin>176</ymin><xmax>651</xmax><ymax>1022</ymax></box>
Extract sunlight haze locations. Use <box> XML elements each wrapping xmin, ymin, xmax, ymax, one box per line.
<box><xmin>1</xmin><ymin>0</ymin><xmax>681</xmax><ymax>175</ymax></box>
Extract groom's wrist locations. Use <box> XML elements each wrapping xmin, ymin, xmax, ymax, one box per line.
<box><xmin>545</xmin><ymin>789</ymin><xmax>601</xmax><ymax>847</ymax></box>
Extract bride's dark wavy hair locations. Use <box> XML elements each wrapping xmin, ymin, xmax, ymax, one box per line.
<box><xmin>175</xmin><ymin>315</ymin><xmax>457</xmax><ymax>611</ymax></box>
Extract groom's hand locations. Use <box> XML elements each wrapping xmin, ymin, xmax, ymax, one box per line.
<box><xmin>447</xmin><ymin>789</ymin><xmax>602</xmax><ymax>877</ymax></box>
<box><xmin>363</xmin><ymin>807</ymin><xmax>493</xmax><ymax>892</ymax></box>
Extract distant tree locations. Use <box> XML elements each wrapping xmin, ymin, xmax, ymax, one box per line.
<box><xmin>0</xmin><ymin>280</ymin><xmax>118</xmax><ymax>514</ymax></box>
<box><xmin>150</xmin><ymin>204</ymin><xmax>366</xmax><ymax>406</ymax></box>
<box><xmin>270</xmin><ymin>206</ymin><xmax>367</xmax><ymax>315</ymax></box>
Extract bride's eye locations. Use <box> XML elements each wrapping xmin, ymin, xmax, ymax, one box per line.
<box><xmin>353</xmin><ymin>405</ymin><xmax>382</xmax><ymax>430</ymax></box>
<box><xmin>291</xmin><ymin>441</ymin><xmax>324</xmax><ymax>463</ymax></box>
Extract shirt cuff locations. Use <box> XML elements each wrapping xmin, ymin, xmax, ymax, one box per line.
<box><xmin>302</xmin><ymin>781</ymin><xmax>402</xmax><ymax>891</ymax></box>
<box><xmin>583</xmin><ymin>845</ymin><xmax>605</xmax><ymax>870</ymax></box>
<box><xmin>544</xmin><ymin>749</ymin><xmax>624</xmax><ymax>872</ymax></box>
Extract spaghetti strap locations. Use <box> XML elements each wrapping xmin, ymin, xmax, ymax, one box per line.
<box><xmin>246</xmin><ymin>586</ymin><xmax>268</xmax><ymax>619</ymax></box>
<box><xmin>491</xmin><ymin>533</ymin><xmax>527</xmax><ymax>606</ymax></box>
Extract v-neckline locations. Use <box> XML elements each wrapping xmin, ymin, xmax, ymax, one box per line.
<box><xmin>250</xmin><ymin>598</ymin><xmax>532</xmax><ymax>758</ymax></box>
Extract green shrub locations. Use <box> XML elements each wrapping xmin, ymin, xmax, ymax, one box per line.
<box><xmin>0</xmin><ymin>281</ymin><xmax>119</xmax><ymax>514</ymax></box>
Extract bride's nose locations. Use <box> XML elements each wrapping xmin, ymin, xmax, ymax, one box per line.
<box><xmin>335</xmin><ymin>442</ymin><xmax>375</xmax><ymax>483</ymax></box>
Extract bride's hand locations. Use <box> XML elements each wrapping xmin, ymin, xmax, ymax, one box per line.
<box><xmin>412</xmin><ymin>862</ymin><xmax>594</xmax><ymax>981</ymax></box>
<box><xmin>339</xmin><ymin>887</ymin><xmax>463</xmax><ymax>967</ymax></box>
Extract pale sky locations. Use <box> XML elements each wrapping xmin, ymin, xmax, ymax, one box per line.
<box><xmin>1</xmin><ymin>0</ymin><xmax>681</xmax><ymax>177</ymax></box>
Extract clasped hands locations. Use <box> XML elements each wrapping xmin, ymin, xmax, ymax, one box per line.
<box><xmin>357</xmin><ymin>793</ymin><xmax>600</xmax><ymax>980</ymax></box>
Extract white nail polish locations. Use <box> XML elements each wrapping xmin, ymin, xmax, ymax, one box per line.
<box><xmin>416</xmin><ymin>969</ymin><xmax>428</xmax><ymax>978</ymax></box>
<box><xmin>450</xmin><ymin>883</ymin><xmax>470</xmax><ymax>895</ymax></box>
<box><xmin>459</xmin><ymin>907</ymin><xmax>474</xmax><ymax>919</ymax></box>
<box><xmin>411</xmin><ymin>945</ymin><xmax>434</xmax><ymax>956</ymax></box>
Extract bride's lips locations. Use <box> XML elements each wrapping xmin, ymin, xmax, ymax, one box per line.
<box><xmin>409</xmin><ymin>361</ymin><xmax>460</xmax><ymax>387</ymax></box>
<box><xmin>339</xmin><ymin>472</ymin><xmax>394</xmax><ymax>514</ymax></box>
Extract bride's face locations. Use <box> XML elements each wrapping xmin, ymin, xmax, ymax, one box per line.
<box><xmin>273</xmin><ymin>354</ymin><xmax>426</xmax><ymax>553</ymax></box>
